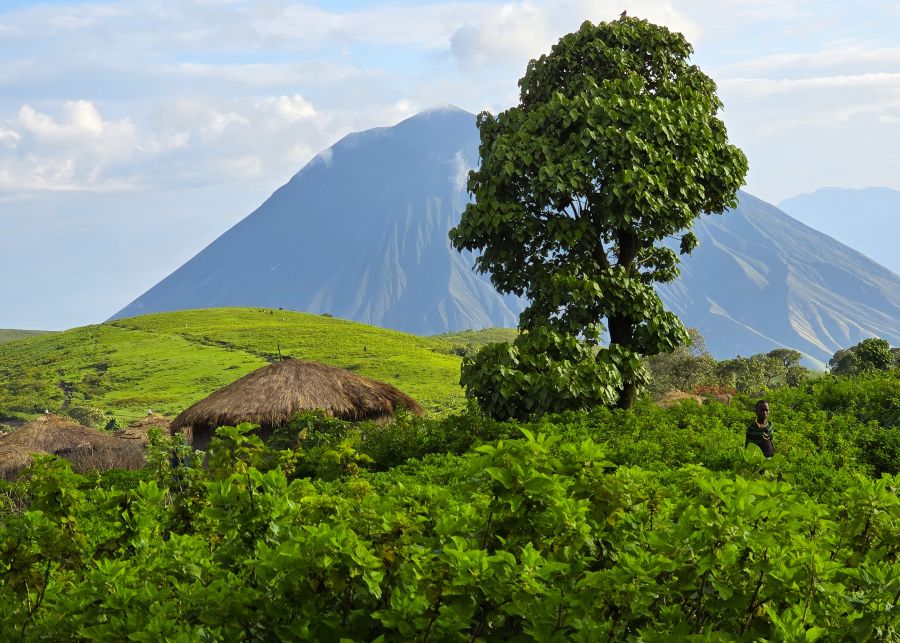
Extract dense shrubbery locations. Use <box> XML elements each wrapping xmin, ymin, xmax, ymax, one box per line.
<box><xmin>64</xmin><ymin>405</ymin><xmax>109</xmax><ymax>429</ymax></box>
<box><xmin>0</xmin><ymin>371</ymin><xmax>897</xmax><ymax>640</ymax></box>
<box><xmin>645</xmin><ymin>329</ymin><xmax>815</xmax><ymax>397</ymax></box>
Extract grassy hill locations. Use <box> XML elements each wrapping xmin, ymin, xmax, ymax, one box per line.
<box><xmin>0</xmin><ymin>329</ymin><xmax>52</xmax><ymax>344</ymax></box>
<box><xmin>0</xmin><ymin>308</ymin><xmax>476</xmax><ymax>424</ymax></box>
<box><xmin>433</xmin><ymin>327</ymin><xmax>518</xmax><ymax>355</ymax></box>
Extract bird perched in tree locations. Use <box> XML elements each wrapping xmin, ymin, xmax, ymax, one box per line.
<box><xmin>620</xmin><ymin>10</ymin><xmax>627</xmax><ymax>17</ymax></box>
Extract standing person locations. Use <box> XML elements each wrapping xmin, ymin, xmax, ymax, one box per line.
<box><xmin>746</xmin><ymin>400</ymin><xmax>775</xmax><ymax>457</ymax></box>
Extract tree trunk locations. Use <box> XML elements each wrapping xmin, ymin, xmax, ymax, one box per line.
<box><xmin>608</xmin><ymin>313</ymin><xmax>638</xmax><ymax>409</ymax></box>
<box><xmin>616</xmin><ymin>380</ymin><xmax>638</xmax><ymax>409</ymax></box>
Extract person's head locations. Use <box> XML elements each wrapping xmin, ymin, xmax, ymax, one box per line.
<box><xmin>755</xmin><ymin>400</ymin><xmax>769</xmax><ymax>423</ymax></box>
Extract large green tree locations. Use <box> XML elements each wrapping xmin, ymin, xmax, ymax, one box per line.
<box><xmin>450</xmin><ymin>16</ymin><xmax>748</xmax><ymax>412</ymax></box>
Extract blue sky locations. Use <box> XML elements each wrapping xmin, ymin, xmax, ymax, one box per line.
<box><xmin>1</xmin><ymin>0</ymin><xmax>899</xmax><ymax>329</ymax></box>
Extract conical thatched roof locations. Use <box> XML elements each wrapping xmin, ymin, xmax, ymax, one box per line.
<box><xmin>0</xmin><ymin>414</ymin><xmax>145</xmax><ymax>473</ymax></box>
<box><xmin>172</xmin><ymin>358</ymin><xmax>424</xmax><ymax>436</ymax></box>
<box><xmin>0</xmin><ymin>444</ymin><xmax>49</xmax><ymax>480</ymax></box>
<box><xmin>1</xmin><ymin>414</ymin><xmax>102</xmax><ymax>451</ymax></box>
<box><xmin>112</xmin><ymin>413</ymin><xmax>171</xmax><ymax>444</ymax></box>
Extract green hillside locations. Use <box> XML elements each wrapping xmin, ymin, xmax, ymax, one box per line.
<box><xmin>0</xmin><ymin>308</ymin><xmax>467</xmax><ymax>424</ymax></box>
<box><xmin>0</xmin><ymin>329</ymin><xmax>52</xmax><ymax>344</ymax></box>
<box><xmin>433</xmin><ymin>327</ymin><xmax>518</xmax><ymax>355</ymax></box>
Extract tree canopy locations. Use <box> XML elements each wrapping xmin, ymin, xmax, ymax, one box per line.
<box><xmin>830</xmin><ymin>338</ymin><xmax>897</xmax><ymax>376</ymax></box>
<box><xmin>450</xmin><ymin>16</ymin><xmax>748</xmax><ymax>414</ymax></box>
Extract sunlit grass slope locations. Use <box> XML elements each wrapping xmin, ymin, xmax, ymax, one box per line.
<box><xmin>0</xmin><ymin>329</ymin><xmax>52</xmax><ymax>344</ymax></box>
<box><xmin>433</xmin><ymin>327</ymin><xmax>518</xmax><ymax>353</ymax></box>
<box><xmin>0</xmin><ymin>308</ymin><xmax>467</xmax><ymax>424</ymax></box>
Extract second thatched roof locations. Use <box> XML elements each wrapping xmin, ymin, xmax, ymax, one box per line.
<box><xmin>112</xmin><ymin>412</ymin><xmax>172</xmax><ymax>444</ymax></box>
<box><xmin>0</xmin><ymin>444</ymin><xmax>49</xmax><ymax>480</ymax></box>
<box><xmin>1</xmin><ymin>414</ymin><xmax>109</xmax><ymax>452</ymax></box>
<box><xmin>172</xmin><ymin>358</ymin><xmax>424</xmax><ymax>434</ymax></box>
<box><xmin>0</xmin><ymin>414</ymin><xmax>145</xmax><ymax>474</ymax></box>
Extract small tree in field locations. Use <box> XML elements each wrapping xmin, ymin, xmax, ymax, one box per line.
<box><xmin>646</xmin><ymin>328</ymin><xmax>716</xmax><ymax>397</ymax></box>
<box><xmin>450</xmin><ymin>16</ymin><xmax>748</xmax><ymax>414</ymax></box>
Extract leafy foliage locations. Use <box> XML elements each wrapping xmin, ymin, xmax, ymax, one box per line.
<box><xmin>458</xmin><ymin>324</ymin><xmax>624</xmax><ymax>420</ymax></box>
<box><xmin>831</xmin><ymin>338</ymin><xmax>897</xmax><ymax>376</ymax></box>
<box><xmin>645</xmin><ymin>327</ymin><xmax>717</xmax><ymax>396</ymax></box>
<box><xmin>450</xmin><ymin>17</ymin><xmax>747</xmax><ymax>411</ymax></box>
<box><xmin>714</xmin><ymin>350</ymin><xmax>812</xmax><ymax>393</ymax></box>
<box><xmin>1</xmin><ymin>371</ymin><xmax>899</xmax><ymax>639</ymax></box>
<box><xmin>64</xmin><ymin>406</ymin><xmax>108</xmax><ymax>429</ymax></box>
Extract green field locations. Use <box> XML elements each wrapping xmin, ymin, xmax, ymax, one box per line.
<box><xmin>0</xmin><ymin>329</ymin><xmax>52</xmax><ymax>345</ymax></box>
<box><xmin>432</xmin><ymin>326</ymin><xmax>518</xmax><ymax>354</ymax></box>
<box><xmin>0</xmin><ymin>308</ymin><xmax>489</xmax><ymax>424</ymax></box>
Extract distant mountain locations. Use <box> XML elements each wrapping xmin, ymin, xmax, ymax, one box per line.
<box><xmin>112</xmin><ymin>107</ymin><xmax>525</xmax><ymax>334</ymax></box>
<box><xmin>658</xmin><ymin>193</ymin><xmax>900</xmax><ymax>368</ymax></box>
<box><xmin>112</xmin><ymin>109</ymin><xmax>900</xmax><ymax>367</ymax></box>
<box><xmin>779</xmin><ymin>187</ymin><xmax>900</xmax><ymax>276</ymax></box>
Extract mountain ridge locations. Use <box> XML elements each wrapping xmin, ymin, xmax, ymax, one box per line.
<box><xmin>778</xmin><ymin>186</ymin><xmax>900</xmax><ymax>277</ymax></box>
<box><xmin>112</xmin><ymin>108</ymin><xmax>525</xmax><ymax>334</ymax></box>
<box><xmin>111</xmin><ymin>109</ymin><xmax>900</xmax><ymax>367</ymax></box>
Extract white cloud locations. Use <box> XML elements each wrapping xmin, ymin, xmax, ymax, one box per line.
<box><xmin>0</xmin><ymin>0</ymin><xmax>894</xmax><ymax>203</ymax></box>
<box><xmin>721</xmin><ymin>46</ymin><xmax>900</xmax><ymax>76</ymax></box>
<box><xmin>722</xmin><ymin>71</ymin><xmax>900</xmax><ymax>97</ymax></box>
<box><xmin>217</xmin><ymin>155</ymin><xmax>264</xmax><ymax>179</ymax></box>
<box><xmin>0</xmin><ymin>100</ymin><xmax>142</xmax><ymax>191</ymax></box>
<box><xmin>0</xmin><ymin>93</ymin><xmax>332</xmax><ymax>192</ymax></box>
<box><xmin>201</xmin><ymin>109</ymin><xmax>250</xmax><ymax>136</ymax></box>
<box><xmin>256</xmin><ymin>95</ymin><xmax>316</xmax><ymax>123</ymax></box>
<box><xmin>314</xmin><ymin>147</ymin><xmax>334</xmax><ymax>168</ymax></box>
<box><xmin>0</xmin><ymin>128</ymin><xmax>20</xmax><ymax>148</ymax></box>
<box><xmin>169</xmin><ymin>61</ymin><xmax>371</xmax><ymax>86</ymax></box>
<box><xmin>20</xmin><ymin>101</ymin><xmax>106</xmax><ymax>140</ymax></box>
<box><xmin>449</xmin><ymin>1</ymin><xmax>700</xmax><ymax>73</ymax></box>
<box><xmin>451</xmin><ymin>150</ymin><xmax>471</xmax><ymax>192</ymax></box>
<box><xmin>451</xmin><ymin>3</ymin><xmax>552</xmax><ymax>72</ymax></box>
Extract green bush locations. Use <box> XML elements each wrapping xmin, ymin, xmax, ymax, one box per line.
<box><xmin>65</xmin><ymin>405</ymin><xmax>108</xmax><ymax>428</ymax></box>
<box><xmin>1</xmin><ymin>371</ymin><xmax>897</xmax><ymax>639</ymax></box>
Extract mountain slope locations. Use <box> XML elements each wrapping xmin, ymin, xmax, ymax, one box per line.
<box><xmin>660</xmin><ymin>193</ymin><xmax>900</xmax><ymax>368</ymax></box>
<box><xmin>112</xmin><ymin>107</ymin><xmax>524</xmax><ymax>334</ymax></box>
<box><xmin>111</xmin><ymin>109</ymin><xmax>900</xmax><ymax>367</ymax></box>
<box><xmin>778</xmin><ymin>187</ymin><xmax>900</xmax><ymax>277</ymax></box>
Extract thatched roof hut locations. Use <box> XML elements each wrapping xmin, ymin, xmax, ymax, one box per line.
<box><xmin>112</xmin><ymin>412</ymin><xmax>171</xmax><ymax>444</ymax></box>
<box><xmin>0</xmin><ymin>444</ymin><xmax>49</xmax><ymax>480</ymax></box>
<box><xmin>172</xmin><ymin>358</ymin><xmax>424</xmax><ymax>450</ymax></box>
<box><xmin>0</xmin><ymin>414</ymin><xmax>145</xmax><ymax>474</ymax></box>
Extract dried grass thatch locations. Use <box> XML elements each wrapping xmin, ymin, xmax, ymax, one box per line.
<box><xmin>172</xmin><ymin>358</ymin><xmax>424</xmax><ymax>450</ymax></box>
<box><xmin>0</xmin><ymin>444</ymin><xmax>49</xmax><ymax>480</ymax></box>
<box><xmin>112</xmin><ymin>412</ymin><xmax>171</xmax><ymax>444</ymax></box>
<box><xmin>0</xmin><ymin>414</ymin><xmax>145</xmax><ymax>474</ymax></box>
<box><xmin>655</xmin><ymin>390</ymin><xmax>705</xmax><ymax>408</ymax></box>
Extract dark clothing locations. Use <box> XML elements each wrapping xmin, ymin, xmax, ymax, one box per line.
<box><xmin>746</xmin><ymin>421</ymin><xmax>775</xmax><ymax>457</ymax></box>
